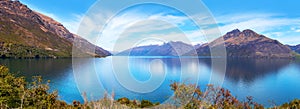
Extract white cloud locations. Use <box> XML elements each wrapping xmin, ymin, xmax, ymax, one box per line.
<box><xmin>274</xmin><ymin>36</ymin><xmax>300</xmax><ymax>45</ymax></box>
<box><xmin>95</xmin><ymin>12</ymin><xmax>196</xmax><ymax>51</ymax></box>
<box><xmin>94</xmin><ymin>10</ymin><xmax>300</xmax><ymax>51</ymax></box>
<box><xmin>292</xmin><ymin>27</ymin><xmax>300</xmax><ymax>33</ymax></box>
<box><xmin>197</xmin><ymin>13</ymin><xmax>300</xmax><ymax>45</ymax></box>
<box><xmin>214</xmin><ymin>13</ymin><xmax>300</xmax><ymax>34</ymax></box>
<box><xmin>26</xmin><ymin>2</ymin><xmax>300</xmax><ymax>50</ymax></box>
<box><xmin>62</xmin><ymin>14</ymin><xmax>83</xmax><ymax>33</ymax></box>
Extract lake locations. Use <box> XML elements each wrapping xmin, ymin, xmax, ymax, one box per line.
<box><xmin>1</xmin><ymin>57</ymin><xmax>300</xmax><ymax>107</ymax></box>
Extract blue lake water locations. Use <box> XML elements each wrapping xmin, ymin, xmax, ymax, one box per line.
<box><xmin>1</xmin><ymin>57</ymin><xmax>300</xmax><ymax>107</ymax></box>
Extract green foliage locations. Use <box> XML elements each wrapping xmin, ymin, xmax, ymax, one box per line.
<box><xmin>289</xmin><ymin>52</ymin><xmax>300</xmax><ymax>61</ymax></box>
<box><xmin>141</xmin><ymin>100</ymin><xmax>155</xmax><ymax>108</ymax></box>
<box><xmin>293</xmin><ymin>52</ymin><xmax>300</xmax><ymax>60</ymax></box>
<box><xmin>117</xmin><ymin>97</ymin><xmax>130</xmax><ymax>104</ymax></box>
<box><xmin>170</xmin><ymin>82</ymin><xmax>264</xmax><ymax>109</ymax></box>
<box><xmin>0</xmin><ymin>42</ymin><xmax>71</xmax><ymax>58</ymax></box>
<box><xmin>279</xmin><ymin>99</ymin><xmax>300</xmax><ymax>109</ymax></box>
<box><xmin>116</xmin><ymin>97</ymin><xmax>159</xmax><ymax>108</ymax></box>
<box><xmin>0</xmin><ymin>65</ymin><xmax>71</xmax><ymax>108</ymax></box>
<box><xmin>0</xmin><ymin>65</ymin><xmax>26</xmax><ymax>108</ymax></box>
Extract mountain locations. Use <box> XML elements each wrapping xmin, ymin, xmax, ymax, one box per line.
<box><xmin>0</xmin><ymin>0</ymin><xmax>110</xmax><ymax>58</ymax></box>
<box><xmin>288</xmin><ymin>44</ymin><xmax>300</xmax><ymax>54</ymax></box>
<box><xmin>116</xmin><ymin>41</ymin><xmax>195</xmax><ymax>56</ymax></box>
<box><xmin>193</xmin><ymin>44</ymin><xmax>202</xmax><ymax>49</ymax></box>
<box><xmin>195</xmin><ymin>29</ymin><xmax>295</xmax><ymax>58</ymax></box>
<box><xmin>117</xmin><ymin>45</ymin><xmax>160</xmax><ymax>56</ymax></box>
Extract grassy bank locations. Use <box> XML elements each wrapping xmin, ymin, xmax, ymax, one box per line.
<box><xmin>0</xmin><ymin>65</ymin><xmax>300</xmax><ymax>109</ymax></box>
<box><xmin>295</xmin><ymin>53</ymin><xmax>300</xmax><ymax>60</ymax></box>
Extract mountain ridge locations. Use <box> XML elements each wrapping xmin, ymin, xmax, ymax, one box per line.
<box><xmin>195</xmin><ymin>29</ymin><xmax>295</xmax><ymax>58</ymax></box>
<box><xmin>117</xmin><ymin>29</ymin><xmax>297</xmax><ymax>58</ymax></box>
<box><xmin>116</xmin><ymin>41</ymin><xmax>195</xmax><ymax>56</ymax></box>
<box><xmin>288</xmin><ymin>44</ymin><xmax>300</xmax><ymax>54</ymax></box>
<box><xmin>0</xmin><ymin>0</ymin><xmax>110</xmax><ymax>58</ymax></box>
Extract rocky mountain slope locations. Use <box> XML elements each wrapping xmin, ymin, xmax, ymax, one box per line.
<box><xmin>0</xmin><ymin>0</ymin><xmax>110</xmax><ymax>58</ymax></box>
<box><xmin>196</xmin><ymin>29</ymin><xmax>295</xmax><ymax>58</ymax></box>
<box><xmin>117</xmin><ymin>41</ymin><xmax>195</xmax><ymax>56</ymax></box>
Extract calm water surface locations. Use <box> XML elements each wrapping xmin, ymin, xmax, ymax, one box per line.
<box><xmin>1</xmin><ymin>57</ymin><xmax>300</xmax><ymax>107</ymax></box>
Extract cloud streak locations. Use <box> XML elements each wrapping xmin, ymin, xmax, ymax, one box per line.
<box><xmin>213</xmin><ymin>13</ymin><xmax>300</xmax><ymax>45</ymax></box>
<box><xmin>83</xmin><ymin>11</ymin><xmax>300</xmax><ymax>51</ymax></box>
<box><xmin>215</xmin><ymin>13</ymin><xmax>300</xmax><ymax>33</ymax></box>
<box><xmin>27</xmin><ymin>2</ymin><xmax>300</xmax><ymax>50</ymax></box>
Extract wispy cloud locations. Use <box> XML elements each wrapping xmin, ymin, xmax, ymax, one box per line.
<box><xmin>215</xmin><ymin>13</ymin><xmax>300</xmax><ymax>33</ymax></box>
<box><xmin>211</xmin><ymin>13</ymin><xmax>300</xmax><ymax>45</ymax></box>
<box><xmin>84</xmin><ymin>10</ymin><xmax>300</xmax><ymax>51</ymax></box>
<box><xmin>291</xmin><ymin>27</ymin><xmax>300</xmax><ymax>33</ymax></box>
<box><xmin>93</xmin><ymin>11</ymin><xmax>198</xmax><ymax>51</ymax></box>
<box><xmin>40</xmin><ymin>12</ymin><xmax>82</xmax><ymax>34</ymax></box>
<box><xmin>26</xmin><ymin>1</ymin><xmax>300</xmax><ymax>50</ymax></box>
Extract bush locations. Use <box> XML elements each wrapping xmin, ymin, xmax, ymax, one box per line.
<box><xmin>0</xmin><ymin>65</ymin><xmax>26</xmax><ymax>108</ymax></box>
<box><xmin>116</xmin><ymin>97</ymin><xmax>159</xmax><ymax>108</ymax></box>
<box><xmin>117</xmin><ymin>97</ymin><xmax>130</xmax><ymax>105</ymax></box>
<box><xmin>141</xmin><ymin>100</ymin><xmax>154</xmax><ymax>108</ymax></box>
<box><xmin>170</xmin><ymin>82</ymin><xmax>264</xmax><ymax>109</ymax></box>
<box><xmin>0</xmin><ymin>65</ymin><xmax>71</xmax><ymax>108</ymax></box>
<box><xmin>279</xmin><ymin>99</ymin><xmax>300</xmax><ymax>109</ymax></box>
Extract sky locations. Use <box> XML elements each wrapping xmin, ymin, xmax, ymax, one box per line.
<box><xmin>19</xmin><ymin>0</ymin><xmax>300</xmax><ymax>51</ymax></box>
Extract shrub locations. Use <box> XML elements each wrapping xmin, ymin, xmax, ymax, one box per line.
<box><xmin>116</xmin><ymin>97</ymin><xmax>159</xmax><ymax>108</ymax></box>
<box><xmin>141</xmin><ymin>100</ymin><xmax>154</xmax><ymax>108</ymax></box>
<box><xmin>0</xmin><ymin>65</ymin><xmax>70</xmax><ymax>108</ymax></box>
<box><xmin>170</xmin><ymin>82</ymin><xmax>264</xmax><ymax>109</ymax></box>
<box><xmin>117</xmin><ymin>97</ymin><xmax>130</xmax><ymax>105</ymax></box>
<box><xmin>279</xmin><ymin>99</ymin><xmax>300</xmax><ymax>109</ymax></box>
<box><xmin>0</xmin><ymin>65</ymin><xmax>26</xmax><ymax>108</ymax></box>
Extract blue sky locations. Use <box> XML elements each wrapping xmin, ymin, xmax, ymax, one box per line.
<box><xmin>19</xmin><ymin>0</ymin><xmax>300</xmax><ymax>51</ymax></box>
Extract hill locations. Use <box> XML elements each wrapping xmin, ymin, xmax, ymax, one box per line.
<box><xmin>116</xmin><ymin>41</ymin><xmax>195</xmax><ymax>56</ymax></box>
<box><xmin>0</xmin><ymin>0</ymin><xmax>110</xmax><ymax>58</ymax></box>
<box><xmin>195</xmin><ymin>29</ymin><xmax>294</xmax><ymax>58</ymax></box>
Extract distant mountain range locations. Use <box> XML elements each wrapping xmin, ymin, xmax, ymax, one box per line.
<box><xmin>116</xmin><ymin>41</ymin><xmax>195</xmax><ymax>56</ymax></box>
<box><xmin>288</xmin><ymin>44</ymin><xmax>300</xmax><ymax>54</ymax></box>
<box><xmin>117</xmin><ymin>29</ymin><xmax>299</xmax><ymax>58</ymax></box>
<box><xmin>196</xmin><ymin>29</ymin><xmax>295</xmax><ymax>58</ymax></box>
<box><xmin>0</xmin><ymin>0</ymin><xmax>110</xmax><ymax>58</ymax></box>
<box><xmin>1</xmin><ymin>0</ymin><xmax>299</xmax><ymax>59</ymax></box>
